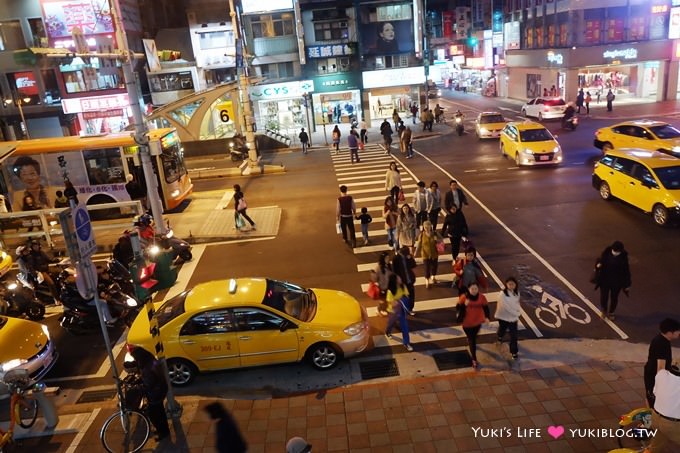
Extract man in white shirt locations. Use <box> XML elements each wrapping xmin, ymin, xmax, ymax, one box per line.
<box><xmin>650</xmin><ymin>368</ymin><xmax>680</xmax><ymax>452</ymax></box>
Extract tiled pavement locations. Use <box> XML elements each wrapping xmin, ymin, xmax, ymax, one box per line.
<box><xmin>15</xmin><ymin>357</ymin><xmax>651</xmax><ymax>453</ymax></box>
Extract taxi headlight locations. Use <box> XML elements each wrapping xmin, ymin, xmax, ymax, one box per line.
<box><xmin>553</xmin><ymin>146</ymin><xmax>561</xmax><ymax>154</ymax></box>
<box><xmin>343</xmin><ymin>321</ymin><xmax>366</xmax><ymax>336</ymax></box>
<box><xmin>41</xmin><ymin>324</ymin><xmax>50</xmax><ymax>339</ymax></box>
<box><xmin>523</xmin><ymin>148</ymin><xmax>534</xmax><ymax>155</ymax></box>
<box><xmin>0</xmin><ymin>251</ymin><xmax>6</xmax><ymax>259</ymax></box>
<box><xmin>1</xmin><ymin>358</ymin><xmax>27</xmax><ymax>373</ymax></box>
<box><xmin>479</xmin><ymin>127</ymin><xmax>488</xmax><ymax>134</ymax></box>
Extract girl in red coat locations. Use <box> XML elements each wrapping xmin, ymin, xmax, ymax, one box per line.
<box><xmin>457</xmin><ymin>282</ymin><xmax>490</xmax><ymax>369</ymax></box>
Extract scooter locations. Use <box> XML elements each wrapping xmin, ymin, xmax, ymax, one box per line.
<box><xmin>157</xmin><ymin>228</ymin><xmax>192</xmax><ymax>262</ymax></box>
<box><xmin>229</xmin><ymin>135</ymin><xmax>249</xmax><ymax>162</ymax></box>
<box><xmin>0</xmin><ymin>279</ymin><xmax>45</xmax><ymax>320</ymax></box>
<box><xmin>16</xmin><ymin>270</ymin><xmax>59</xmax><ymax>306</ymax></box>
<box><xmin>455</xmin><ymin>116</ymin><xmax>464</xmax><ymax>136</ymax></box>
<box><xmin>563</xmin><ymin>115</ymin><xmax>579</xmax><ymax>130</ymax></box>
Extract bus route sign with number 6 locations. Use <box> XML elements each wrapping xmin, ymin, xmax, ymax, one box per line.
<box><xmin>217</xmin><ymin>100</ymin><xmax>235</xmax><ymax>123</ymax></box>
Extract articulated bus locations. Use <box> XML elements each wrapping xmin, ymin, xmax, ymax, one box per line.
<box><xmin>0</xmin><ymin>128</ymin><xmax>193</xmax><ymax>213</ymax></box>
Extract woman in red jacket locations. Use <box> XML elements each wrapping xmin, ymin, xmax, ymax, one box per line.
<box><xmin>457</xmin><ymin>282</ymin><xmax>490</xmax><ymax>369</ymax></box>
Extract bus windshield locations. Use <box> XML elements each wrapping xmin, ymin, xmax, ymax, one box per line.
<box><xmin>159</xmin><ymin>131</ymin><xmax>187</xmax><ymax>184</ymax></box>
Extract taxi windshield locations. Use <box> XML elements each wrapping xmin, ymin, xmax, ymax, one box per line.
<box><xmin>520</xmin><ymin>128</ymin><xmax>553</xmax><ymax>142</ymax></box>
<box><xmin>649</xmin><ymin>125</ymin><xmax>680</xmax><ymax>139</ymax></box>
<box><xmin>652</xmin><ymin>165</ymin><xmax>680</xmax><ymax>190</ymax></box>
<box><xmin>480</xmin><ymin>115</ymin><xmax>504</xmax><ymax>124</ymax></box>
<box><xmin>156</xmin><ymin>291</ymin><xmax>188</xmax><ymax>328</ymax></box>
<box><xmin>263</xmin><ymin>279</ymin><xmax>317</xmax><ymax>322</ymax></box>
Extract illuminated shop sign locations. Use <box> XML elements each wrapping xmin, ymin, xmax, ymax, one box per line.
<box><xmin>670</xmin><ymin>7</ymin><xmax>680</xmax><ymax>39</ymax></box>
<box><xmin>249</xmin><ymin>80</ymin><xmax>315</xmax><ymax>99</ymax></box>
<box><xmin>547</xmin><ymin>52</ymin><xmax>563</xmax><ymax>65</ymax></box>
<box><xmin>307</xmin><ymin>45</ymin><xmax>353</xmax><ymax>59</ymax></box>
<box><xmin>241</xmin><ymin>0</ymin><xmax>292</xmax><ymax>14</ymax></box>
<box><xmin>362</xmin><ymin>67</ymin><xmax>425</xmax><ymax>89</ymax></box>
<box><xmin>61</xmin><ymin>93</ymin><xmax>130</xmax><ymax>113</ymax></box>
<box><xmin>602</xmin><ymin>48</ymin><xmax>638</xmax><ymax>60</ymax></box>
<box><xmin>13</xmin><ymin>72</ymin><xmax>39</xmax><ymax>96</ymax></box>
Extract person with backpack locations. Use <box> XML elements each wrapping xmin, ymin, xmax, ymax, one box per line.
<box><xmin>298</xmin><ymin>128</ymin><xmax>309</xmax><ymax>154</ymax></box>
<box><xmin>452</xmin><ymin>246</ymin><xmax>487</xmax><ymax>294</ymax></box>
<box><xmin>331</xmin><ymin>125</ymin><xmax>341</xmax><ymax>153</ymax></box>
<box><xmin>384</xmin><ymin>273</ymin><xmax>413</xmax><ymax>352</ymax></box>
<box><xmin>415</xmin><ymin>220</ymin><xmax>443</xmax><ymax>288</ymax></box>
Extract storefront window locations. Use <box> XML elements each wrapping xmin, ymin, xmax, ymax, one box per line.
<box><xmin>258</xmin><ymin>98</ymin><xmax>306</xmax><ymax>132</ymax></box>
<box><xmin>0</xmin><ymin>20</ymin><xmax>25</xmax><ymax>51</ymax></box>
<box><xmin>83</xmin><ymin>148</ymin><xmax>125</xmax><ymax>185</ymax></box>
<box><xmin>6</xmin><ymin>72</ymin><xmax>41</xmax><ymax>106</ymax></box>
<box><xmin>149</xmin><ymin>72</ymin><xmax>195</xmax><ymax>93</ymax></box>
<box><xmin>629</xmin><ymin>16</ymin><xmax>646</xmax><ymax>41</ymax></box>
<box><xmin>536</xmin><ymin>25</ymin><xmax>544</xmax><ymax>48</ymax></box>
<box><xmin>376</xmin><ymin>4</ymin><xmax>412</xmax><ymax>21</ymax></box>
<box><xmin>41</xmin><ymin>69</ymin><xmax>61</xmax><ymax>105</ymax></box>
<box><xmin>61</xmin><ymin>59</ymin><xmax>124</xmax><ymax>94</ymax></box>
<box><xmin>27</xmin><ymin>18</ymin><xmax>47</xmax><ymax>48</ymax></box>
<box><xmin>169</xmin><ymin>99</ymin><xmax>204</xmax><ymax>126</ymax></box>
<box><xmin>314</xmin><ymin>91</ymin><xmax>360</xmax><ymax>124</ymax></box>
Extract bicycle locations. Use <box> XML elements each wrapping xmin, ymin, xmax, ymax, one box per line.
<box><xmin>100</xmin><ymin>373</ymin><xmax>150</xmax><ymax>453</ymax></box>
<box><xmin>0</xmin><ymin>368</ymin><xmax>40</xmax><ymax>452</ymax></box>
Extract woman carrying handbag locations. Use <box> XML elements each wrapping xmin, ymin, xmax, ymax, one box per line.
<box><xmin>385</xmin><ymin>273</ymin><xmax>413</xmax><ymax>352</ymax></box>
<box><xmin>415</xmin><ymin>220</ymin><xmax>444</xmax><ymax>288</ymax></box>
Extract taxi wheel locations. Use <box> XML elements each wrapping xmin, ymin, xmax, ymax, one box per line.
<box><xmin>307</xmin><ymin>343</ymin><xmax>340</xmax><ymax>370</ymax></box>
<box><xmin>603</xmin><ymin>142</ymin><xmax>613</xmax><ymax>152</ymax></box>
<box><xmin>166</xmin><ymin>359</ymin><xmax>196</xmax><ymax>386</ymax></box>
<box><xmin>514</xmin><ymin>153</ymin><xmax>522</xmax><ymax>167</ymax></box>
<box><xmin>501</xmin><ymin>143</ymin><xmax>506</xmax><ymax>156</ymax></box>
<box><xmin>538</xmin><ymin>112</ymin><xmax>544</xmax><ymax>121</ymax></box>
<box><xmin>652</xmin><ymin>204</ymin><xmax>669</xmax><ymax>227</ymax></box>
<box><xmin>521</xmin><ymin>109</ymin><xmax>527</xmax><ymax>117</ymax></box>
<box><xmin>599</xmin><ymin>182</ymin><xmax>612</xmax><ymax>201</ymax></box>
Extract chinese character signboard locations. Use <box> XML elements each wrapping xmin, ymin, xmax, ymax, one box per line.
<box><xmin>306</xmin><ymin>44</ymin><xmax>353</xmax><ymax>59</ymax></box>
<box><xmin>40</xmin><ymin>0</ymin><xmax>114</xmax><ymax>39</ymax></box>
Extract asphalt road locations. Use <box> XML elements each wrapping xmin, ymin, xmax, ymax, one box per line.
<box><xmin>42</xmin><ymin>92</ymin><xmax>680</xmax><ymax>392</ymax></box>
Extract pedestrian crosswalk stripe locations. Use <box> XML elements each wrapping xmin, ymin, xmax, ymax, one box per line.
<box><xmin>333</xmin><ymin>162</ymin><xmax>394</xmax><ymax>171</ymax></box>
<box><xmin>354</xmin><ymin>195</ymin><xmax>393</xmax><ymax>203</ymax></box>
<box><xmin>350</xmin><ymin>183</ymin><xmax>416</xmax><ymax>195</ymax></box>
<box><xmin>357</xmin><ymin>254</ymin><xmax>454</xmax><ymax>272</ymax></box>
<box><xmin>336</xmin><ymin>168</ymin><xmax>391</xmax><ymax>177</ymax></box>
<box><xmin>371</xmin><ymin>320</ymin><xmax>526</xmax><ymax>348</ymax></box>
<box><xmin>353</xmin><ymin>243</ymin><xmax>393</xmax><ymax>254</ymax></box>
<box><xmin>338</xmin><ymin>176</ymin><xmax>413</xmax><ymax>185</ymax></box>
<box><xmin>365</xmin><ymin>293</ymin><xmax>501</xmax><ymax>317</ymax></box>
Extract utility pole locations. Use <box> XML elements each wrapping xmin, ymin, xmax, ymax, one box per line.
<box><xmin>109</xmin><ymin>0</ymin><xmax>180</xmax><ymax>417</ymax></box>
<box><xmin>109</xmin><ymin>0</ymin><xmax>166</xmax><ymax>234</ymax></box>
<box><xmin>228</xmin><ymin>0</ymin><xmax>261</xmax><ymax>175</ymax></box>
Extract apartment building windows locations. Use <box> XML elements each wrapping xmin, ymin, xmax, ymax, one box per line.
<box><xmin>260</xmin><ymin>62</ymin><xmax>294</xmax><ymax>79</ymax></box>
<box><xmin>251</xmin><ymin>12</ymin><xmax>294</xmax><ymax>38</ymax></box>
<box><xmin>317</xmin><ymin>57</ymin><xmax>350</xmax><ymax>74</ymax></box>
<box><xmin>198</xmin><ymin>31</ymin><xmax>234</xmax><ymax>50</ymax></box>
<box><xmin>375</xmin><ymin>55</ymin><xmax>408</xmax><ymax>70</ymax></box>
<box><xmin>0</xmin><ymin>20</ymin><xmax>25</xmax><ymax>51</ymax></box>
<box><xmin>314</xmin><ymin>21</ymin><xmax>349</xmax><ymax>41</ymax></box>
<box><xmin>27</xmin><ymin>18</ymin><xmax>47</xmax><ymax>48</ymax></box>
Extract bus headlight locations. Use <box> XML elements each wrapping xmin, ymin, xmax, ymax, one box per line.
<box><xmin>171</xmin><ymin>189</ymin><xmax>180</xmax><ymax>197</ymax></box>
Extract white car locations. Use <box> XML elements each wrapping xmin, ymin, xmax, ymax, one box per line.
<box><xmin>521</xmin><ymin>97</ymin><xmax>566</xmax><ymax>121</ymax></box>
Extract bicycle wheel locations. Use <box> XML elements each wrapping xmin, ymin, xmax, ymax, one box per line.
<box><xmin>17</xmin><ymin>395</ymin><xmax>39</xmax><ymax>429</ymax></box>
<box><xmin>100</xmin><ymin>410</ymin><xmax>150</xmax><ymax>453</ymax></box>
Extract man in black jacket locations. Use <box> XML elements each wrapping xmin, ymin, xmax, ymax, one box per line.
<box><xmin>444</xmin><ymin>179</ymin><xmax>469</xmax><ymax>212</ymax></box>
<box><xmin>596</xmin><ymin>240</ymin><xmax>631</xmax><ymax>320</ymax></box>
<box><xmin>380</xmin><ymin>119</ymin><xmax>393</xmax><ymax>154</ymax></box>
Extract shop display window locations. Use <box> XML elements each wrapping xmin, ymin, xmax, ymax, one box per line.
<box><xmin>607</xmin><ymin>18</ymin><xmax>624</xmax><ymax>42</ymax></box>
<box><xmin>0</xmin><ymin>20</ymin><xmax>25</xmax><ymax>51</ymax></box>
<box><xmin>526</xmin><ymin>28</ymin><xmax>534</xmax><ymax>48</ymax></box>
<box><xmin>259</xmin><ymin>98</ymin><xmax>305</xmax><ymax>132</ymax></box>
<box><xmin>60</xmin><ymin>58</ymin><xmax>124</xmax><ymax>94</ymax></box>
<box><xmin>149</xmin><ymin>72</ymin><xmax>195</xmax><ymax>93</ymax></box>
<box><xmin>41</xmin><ymin>70</ymin><xmax>61</xmax><ymax>105</ymax></box>
<box><xmin>629</xmin><ymin>16</ymin><xmax>646</xmax><ymax>41</ymax></box>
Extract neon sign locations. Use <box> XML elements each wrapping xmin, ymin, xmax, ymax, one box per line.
<box><xmin>603</xmin><ymin>48</ymin><xmax>638</xmax><ymax>60</ymax></box>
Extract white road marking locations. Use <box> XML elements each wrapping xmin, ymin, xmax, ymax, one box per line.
<box><xmin>372</xmin><ymin>320</ymin><xmax>526</xmax><ymax>347</ymax></box>
<box><xmin>412</xmin><ymin>149</ymin><xmax>627</xmax><ymax>339</ymax></box>
<box><xmin>64</xmin><ymin>408</ymin><xmax>101</xmax><ymax>453</ymax></box>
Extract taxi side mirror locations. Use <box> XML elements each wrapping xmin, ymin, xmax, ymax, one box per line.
<box><xmin>280</xmin><ymin>320</ymin><xmax>297</xmax><ymax>332</ymax></box>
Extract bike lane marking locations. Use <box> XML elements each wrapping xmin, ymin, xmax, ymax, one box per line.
<box><xmin>413</xmin><ymin>150</ymin><xmax>628</xmax><ymax>340</ymax></box>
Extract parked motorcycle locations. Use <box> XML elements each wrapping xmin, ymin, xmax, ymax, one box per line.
<box><xmin>455</xmin><ymin>116</ymin><xmax>464</xmax><ymax>136</ymax></box>
<box><xmin>0</xmin><ymin>279</ymin><xmax>45</xmax><ymax>320</ymax></box>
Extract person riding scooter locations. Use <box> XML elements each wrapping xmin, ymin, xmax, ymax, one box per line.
<box><xmin>454</xmin><ymin>110</ymin><xmax>465</xmax><ymax>135</ymax></box>
<box><xmin>133</xmin><ymin>214</ymin><xmax>155</xmax><ymax>248</ymax></box>
<box><xmin>562</xmin><ymin>103</ymin><xmax>576</xmax><ymax>129</ymax></box>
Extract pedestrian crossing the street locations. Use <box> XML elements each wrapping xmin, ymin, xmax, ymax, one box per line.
<box><xmin>330</xmin><ymin>144</ymin><xmax>527</xmax><ymax>356</ymax></box>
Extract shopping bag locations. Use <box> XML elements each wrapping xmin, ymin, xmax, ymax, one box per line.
<box><xmin>435</xmin><ymin>241</ymin><xmax>445</xmax><ymax>254</ymax></box>
<box><xmin>398</xmin><ymin>190</ymin><xmax>405</xmax><ymax>202</ymax></box>
<box><xmin>336</xmin><ymin>222</ymin><xmax>342</xmax><ymax>234</ymax></box>
<box><xmin>358</xmin><ymin>142</ymin><xmax>364</xmax><ymax>150</ymax></box>
<box><xmin>366</xmin><ymin>282</ymin><xmax>380</xmax><ymax>300</ymax></box>
<box><xmin>235</xmin><ymin>213</ymin><xmax>246</xmax><ymax>229</ymax></box>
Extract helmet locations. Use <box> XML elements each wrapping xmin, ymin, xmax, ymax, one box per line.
<box><xmin>134</xmin><ymin>214</ymin><xmax>153</xmax><ymax>227</ymax></box>
<box><xmin>16</xmin><ymin>245</ymin><xmax>27</xmax><ymax>255</ymax></box>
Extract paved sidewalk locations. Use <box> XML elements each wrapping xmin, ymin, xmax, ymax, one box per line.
<box><xmin>12</xmin><ymin>338</ymin><xmax>679</xmax><ymax>453</ymax></box>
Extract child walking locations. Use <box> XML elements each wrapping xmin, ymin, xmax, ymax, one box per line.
<box><xmin>356</xmin><ymin>207</ymin><xmax>373</xmax><ymax>245</ymax></box>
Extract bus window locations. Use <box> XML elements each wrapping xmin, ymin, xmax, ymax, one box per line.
<box><xmin>160</xmin><ymin>132</ymin><xmax>187</xmax><ymax>184</ymax></box>
<box><xmin>83</xmin><ymin>148</ymin><xmax>125</xmax><ymax>185</ymax></box>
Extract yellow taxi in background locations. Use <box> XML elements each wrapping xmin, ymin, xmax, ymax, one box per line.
<box><xmin>592</xmin><ymin>149</ymin><xmax>680</xmax><ymax>226</ymax></box>
<box><xmin>500</xmin><ymin>121</ymin><xmax>563</xmax><ymax>166</ymax></box>
<box><xmin>594</xmin><ymin>120</ymin><xmax>680</xmax><ymax>157</ymax></box>
<box><xmin>0</xmin><ymin>316</ymin><xmax>57</xmax><ymax>396</ymax></box>
<box><xmin>0</xmin><ymin>247</ymin><xmax>12</xmax><ymax>277</ymax></box>
<box><xmin>127</xmin><ymin>278</ymin><xmax>370</xmax><ymax>385</ymax></box>
<box><xmin>475</xmin><ymin>112</ymin><xmax>507</xmax><ymax>139</ymax></box>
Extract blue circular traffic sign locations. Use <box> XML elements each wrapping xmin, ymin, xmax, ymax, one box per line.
<box><xmin>74</xmin><ymin>207</ymin><xmax>92</xmax><ymax>242</ymax></box>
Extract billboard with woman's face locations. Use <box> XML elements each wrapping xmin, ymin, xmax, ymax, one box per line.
<box><xmin>359</xmin><ymin>4</ymin><xmax>414</xmax><ymax>55</ymax></box>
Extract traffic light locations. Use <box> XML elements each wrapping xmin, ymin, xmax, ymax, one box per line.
<box><xmin>468</xmin><ymin>36</ymin><xmax>478</xmax><ymax>47</ymax></box>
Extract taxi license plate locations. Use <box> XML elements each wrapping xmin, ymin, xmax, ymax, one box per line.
<box><xmin>539</xmin><ymin>155</ymin><xmax>549</xmax><ymax>161</ymax></box>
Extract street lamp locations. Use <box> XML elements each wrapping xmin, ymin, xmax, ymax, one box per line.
<box><xmin>3</xmin><ymin>94</ymin><xmax>32</xmax><ymax>139</ymax></box>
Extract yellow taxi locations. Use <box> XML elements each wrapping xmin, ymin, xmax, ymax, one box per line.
<box><xmin>500</xmin><ymin>121</ymin><xmax>563</xmax><ymax>166</ymax></box>
<box><xmin>0</xmin><ymin>316</ymin><xmax>57</xmax><ymax>396</ymax></box>
<box><xmin>592</xmin><ymin>149</ymin><xmax>680</xmax><ymax>226</ymax></box>
<box><xmin>475</xmin><ymin>112</ymin><xmax>507</xmax><ymax>139</ymax></box>
<box><xmin>127</xmin><ymin>278</ymin><xmax>370</xmax><ymax>385</ymax></box>
<box><xmin>594</xmin><ymin>120</ymin><xmax>680</xmax><ymax>157</ymax></box>
<box><xmin>0</xmin><ymin>247</ymin><xmax>12</xmax><ymax>277</ymax></box>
